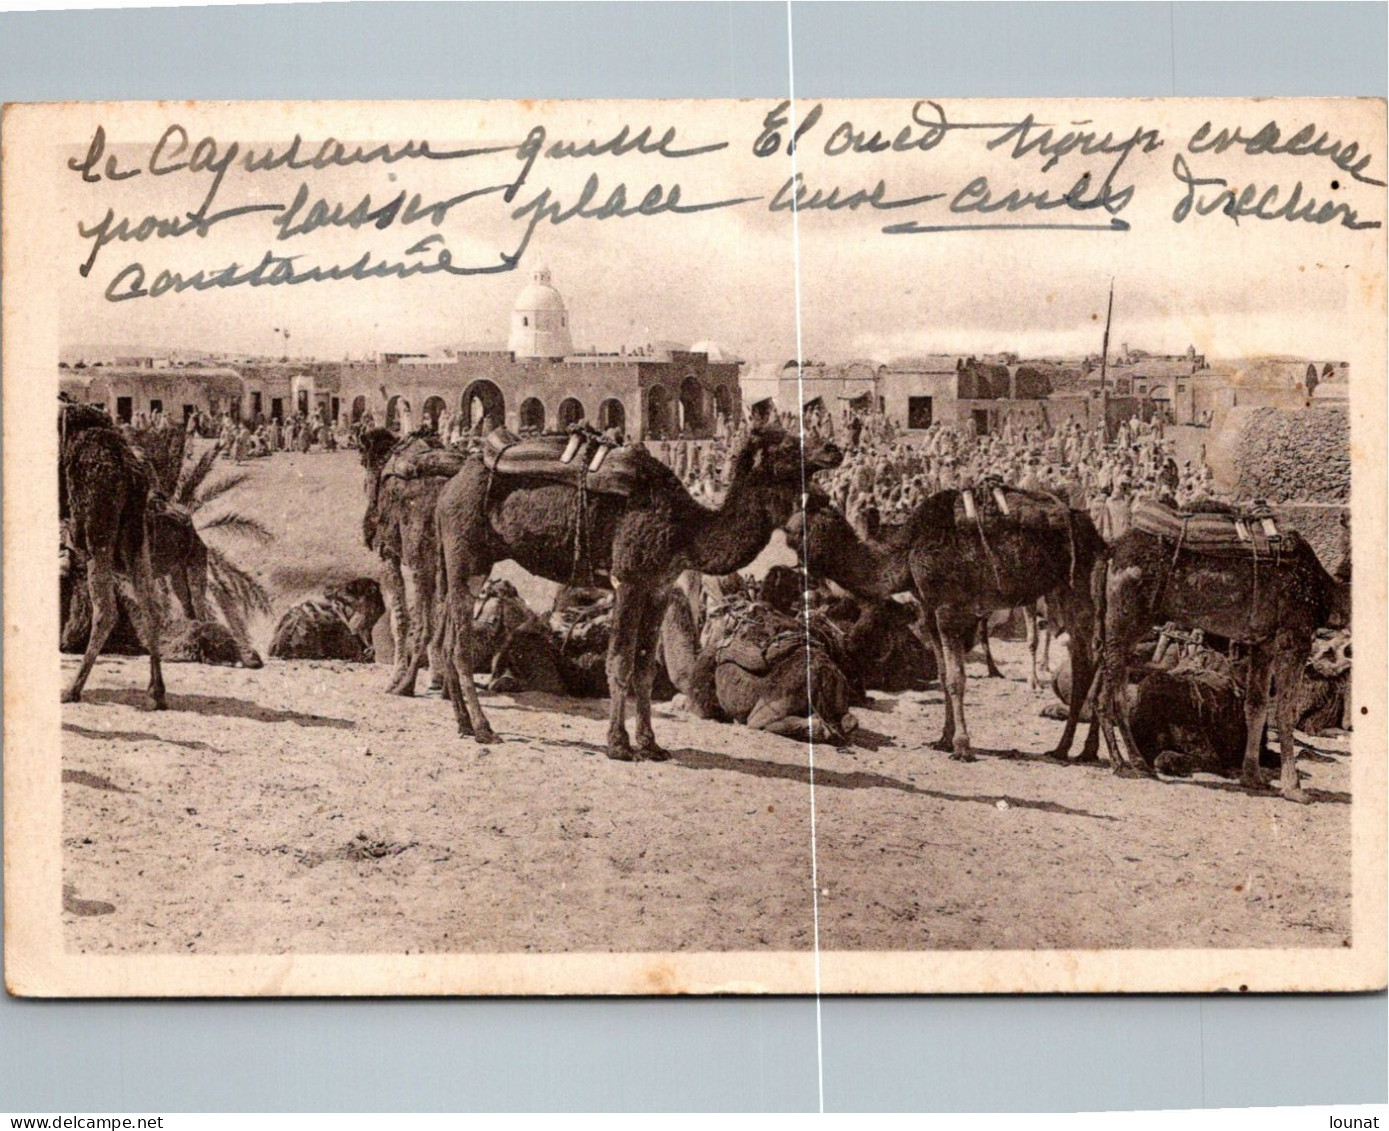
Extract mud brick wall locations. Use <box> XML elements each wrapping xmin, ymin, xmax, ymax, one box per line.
<box><xmin>1209</xmin><ymin>404</ymin><xmax>1350</xmax><ymax>503</ymax></box>
<box><xmin>1207</xmin><ymin>405</ymin><xmax>1350</xmax><ymax>577</ymax></box>
<box><xmin>1271</xmin><ymin>503</ymin><xmax>1351</xmax><ymax>581</ymax></box>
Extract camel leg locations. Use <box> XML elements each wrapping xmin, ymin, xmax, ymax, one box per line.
<box><xmin>1272</xmin><ymin>632</ymin><xmax>1312</xmax><ymax>804</ymax></box>
<box><xmin>423</xmin><ymin>564</ymin><xmax>445</xmax><ymax>692</ymax></box>
<box><xmin>117</xmin><ymin>551</ymin><xmax>166</xmax><ymax>710</ymax></box>
<box><xmin>1074</xmin><ymin>660</ymin><xmax>1109</xmax><ymax>764</ymax></box>
<box><xmin>63</xmin><ymin>545</ymin><xmax>120</xmax><ymax>705</ymax></box>
<box><xmin>1046</xmin><ymin>591</ymin><xmax>1093</xmax><ymax>762</ymax></box>
<box><xmin>1240</xmin><ymin>642</ymin><xmax>1276</xmax><ymax>793</ymax></box>
<box><xmin>1025</xmin><ymin>602</ymin><xmax>1051</xmax><ymax>694</ymax></box>
<box><xmin>1022</xmin><ymin>605</ymin><xmax>1040</xmax><ymax>690</ymax></box>
<box><xmin>168</xmin><ymin>566</ymin><xmax>198</xmax><ymax>622</ymax></box>
<box><xmin>379</xmin><ymin>558</ymin><xmax>413</xmax><ymax>695</ymax></box>
<box><xmin>630</xmin><ymin>586</ymin><xmax>672</xmax><ymax>761</ymax></box>
<box><xmin>604</xmin><ymin>582</ymin><xmax>648</xmax><ymax>761</ymax></box>
<box><xmin>921</xmin><ymin>612</ymin><xmax>955</xmax><ymax>752</ymax></box>
<box><xmin>747</xmin><ymin>695</ymin><xmax>810</xmax><ymax>742</ymax></box>
<box><xmin>978</xmin><ymin>616</ymin><xmax>1004</xmax><ymax>678</ymax></box>
<box><xmin>1100</xmin><ymin>569</ymin><xmax>1154</xmax><ymax>778</ymax></box>
<box><xmin>430</xmin><ymin>603</ymin><xmax>465</xmax><ymax>724</ymax></box>
<box><xmin>939</xmin><ymin>611</ymin><xmax>975</xmax><ymax>761</ymax></box>
<box><xmin>438</xmin><ymin>549</ymin><xmax>496</xmax><ymax>743</ymax></box>
<box><xmin>390</xmin><ymin>557</ymin><xmax>428</xmax><ymax>697</ymax></box>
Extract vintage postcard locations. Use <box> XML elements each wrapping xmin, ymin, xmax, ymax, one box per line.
<box><xmin>4</xmin><ymin>97</ymin><xmax>1385</xmax><ymax>996</ymax></box>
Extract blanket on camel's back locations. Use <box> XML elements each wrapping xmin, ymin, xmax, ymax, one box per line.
<box><xmin>482</xmin><ymin>427</ymin><xmax>642</xmax><ymax>497</ymax></box>
<box><xmin>949</xmin><ymin>482</ymin><xmax>1074</xmax><ymax>534</ymax></box>
<box><xmin>1131</xmin><ymin>497</ymin><xmax>1299</xmax><ymax>558</ymax></box>
<box><xmin>711</xmin><ymin>597</ymin><xmax>841</xmax><ymax>676</ymax></box>
<box><xmin>381</xmin><ymin>434</ymin><xmax>480</xmax><ymax>482</ymax></box>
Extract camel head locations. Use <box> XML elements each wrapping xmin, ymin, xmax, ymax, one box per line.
<box><xmin>358</xmin><ymin>427</ymin><xmax>398</xmax><ymax>478</ymax></box>
<box><xmin>731</xmin><ymin>426</ymin><xmax>843</xmax><ymax>486</ymax></box>
<box><xmin>1306</xmin><ymin>627</ymin><xmax>1351</xmax><ymax>681</ymax></box>
<box><xmin>327</xmin><ymin>577</ymin><xmax>387</xmax><ymax>646</ymax></box>
<box><xmin>784</xmin><ymin>489</ymin><xmax>851</xmax><ymax>561</ymax></box>
<box><xmin>58</xmin><ymin>399</ymin><xmax>115</xmax><ymax>444</ymax></box>
<box><xmin>782</xmin><ymin>491</ymin><xmax>897</xmax><ymax>601</ymax></box>
<box><xmin>725</xmin><ymin>426</ymin><xmax>842</xmax><ymax>527</ymax></box>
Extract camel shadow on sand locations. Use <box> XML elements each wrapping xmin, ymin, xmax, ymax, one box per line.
<box><xmin>80</xmin><ymin>688</ymin><xmax>353</xmax><ymax>729</ymax></box>
<box><xmin>1163</xmin><ymin>775</ymin><xmax>1350</xmax><ymax>805</ymax></box>
<box><xmin>524</xmin><ymin>734</ymin><xmax>1114</xmax><ymax>822</ymax></box>
<box><xmin>667</xmin><ymin>747</ymin><xmax>1117</xmax><ymax>821</ymax></box>
<box><xmin>489</xmin><ymin>692</ymin><xmax>611</xmax><ymax>722</ymax></box>
<box><xmin>62</xmin><ymin>721</ymin><xmax>227</xmax><ymax>754</ymax></box>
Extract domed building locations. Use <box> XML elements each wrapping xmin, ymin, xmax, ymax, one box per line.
<box><xmin>507</xmin><ymin>267</ymin><xmax>574</xmax><ymax>360</ymax></box>
<box><xmin>75</xmin><ymin>273</ymin><xmax>744</xmax><ymax>441</ymax></box>
<box><xmin>326</xmin><ymin>269</ymin><xmax>741</xmax><ymax>440</ymax></box>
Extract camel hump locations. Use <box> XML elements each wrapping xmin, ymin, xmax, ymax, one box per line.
<box><xmin>1131</xmin><ymin>497</ymin><xmax>1298</xmax><ymax>557</ymax></box>
<box><xmin>481</xmin><ymin>427</ymin><xmax>643</xmax><ymax>497</ymax></box>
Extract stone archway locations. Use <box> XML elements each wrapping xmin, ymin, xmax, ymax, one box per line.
<box><xmin>679</xmin><ymin>375</ymin><xmax>706</xmax><ymax>436</ymax></box>
<box><xmin>557</xmin><ymin>396</ymin><xmax>586</xmax><ymax>429</ymax></box>
<box><xmin>519</xmin><ymin>396</ymin><xmax>546</xmax><ymax>432</ymax></box>
<box><xmin>647</xmin><ymin>385</ymin><xmax>672</xmax><ymax>439</ymax></box>
<box><xmin>461</xmin><ymin>379</ymin><xmax>506</xmax><ymax>433</ymax></box>
<box><xmin>422</xmin><ymin>395</ymin><xmax>447</xmax><ymax>433</ymax></box>
<box><xmin>351</xmin><ymin>395</ymin><xmax>367</xmax><ymax>423</ymax></box>
<box><xmin>599</xmin><ymin>398</ymin><xmax>626</xmax><ymax>435</ymax></box>
<box><xmin>386</xmin><ymin>395</ymin><xmax>411</xmax><ymax>432</ymax></box>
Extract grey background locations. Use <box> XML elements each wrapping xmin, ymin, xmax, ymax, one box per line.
<box><xmin>1</xmin><ymin>0</ymin><xmax>1385</xmax><ymax>1113</ymax></box>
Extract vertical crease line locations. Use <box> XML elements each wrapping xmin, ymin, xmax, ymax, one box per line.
<box><xmin>784</xmin><ymin>0</ymin><xmax>826</xmax><ymax>1115</ymax></box>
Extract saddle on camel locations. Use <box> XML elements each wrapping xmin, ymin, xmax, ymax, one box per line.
<box><xmin>1095</xmin><ymin>494</ymin><xmax>1349</xmax><ymax>804</ymax></box>
<box><xmin>481</xmin><ymin>424</ymin><xmax>639</xmax><ymax>498</ymax></box>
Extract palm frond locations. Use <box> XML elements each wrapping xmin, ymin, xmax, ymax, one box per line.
<box><xmin>192</xmin><ymin>472</ymin><xmax>253</xmax><ymax>509</ymax></box>
<box><xmin>199</xmin><ymin>510</ymin><xmax>275</xmax><ymax>544</ymax></box>
<box><xmin>210</xmin><ymin>584</ymin><xmax>253</xmax><ymax>648</ymax></box>
<box><xmin>206</xmin><ymin>544</ymin><xmax>272</xmax><ymax>616</ymax></box>
<box><xmin>173</xmin><ymin>447</ymin><xmax>221</xmax><ymax>508</ymax></box>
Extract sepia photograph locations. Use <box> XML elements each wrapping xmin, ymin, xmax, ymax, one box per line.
<box><xmin>4</xmin><ymin>95</ymin><xmax>1385</xmax><ymax>996</ymax></box>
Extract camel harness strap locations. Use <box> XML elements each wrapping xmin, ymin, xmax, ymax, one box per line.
<box><xmin>1149</xmin><ymin>514</ymin><xmax>1188</xmax><ymax>616</ymax></box>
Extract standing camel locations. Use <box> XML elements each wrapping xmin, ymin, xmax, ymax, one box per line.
<box><xmin>59</xmin><ymin>401</ymin><xmax>165</xmax><ymax>708</ymax></box>
<box><xmin>434</xmin><ymin>425</ymin><xmax>843</xmax><ymax>760</ymax></box>
<box><xmin>1095</xmin><ymin>522</ymin><xmax>1349</xmax><ymax>803</ymax></box>
<box><xmin>360</xmin><ymin>428</ymin><xmax>469</xmax><ymax>695</ymax></box>
<box><xmin>786</xmin><ymin>487</ymin><xmax>1105</xmax><ymax>763</ymax></box>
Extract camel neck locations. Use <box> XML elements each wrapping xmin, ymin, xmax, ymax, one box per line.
<box><xmin>809</xmin><ymin>512</ymin><xmax>907</xmax><ymax>600</ymax></box>
<box><xmin>685</xmin><ymin>480</ymin><xmax>781</xmax><ymax>577</ymax></box>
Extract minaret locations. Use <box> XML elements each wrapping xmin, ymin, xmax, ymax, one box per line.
<box><xmin>508</xmin><ymin>266</ymin><xmax>574</xmax><ymax>360</ymax></box>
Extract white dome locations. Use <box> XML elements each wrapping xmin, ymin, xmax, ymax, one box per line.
<box><xmin>513</xmin><ymin>276</ymin><xmax>568</xmax><ymax>314</ymax></box>
<box><xmin>508</xmin><ymin>266</ymin><xmax>573</xmax><ymax>359</ymax></box>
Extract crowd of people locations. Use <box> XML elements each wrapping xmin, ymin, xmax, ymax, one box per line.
<box><xmin>653</xmin><ymin>403</ymin><xmax>1222</xmax><ymax>543</ymax></box>
<box><xmin>810</xmin><ymin>408</ymin><xmax>1218</xmax><ymax>542</ymax></box>
<box><xmin>208</xmin><ymin>409</ymin><xmax>359</xmax><ymax>461</ymax></box>
<box><xmin>181</xmin><ymin>392</ymin><xmax>1222</xmax><ymax>544</ymax></box>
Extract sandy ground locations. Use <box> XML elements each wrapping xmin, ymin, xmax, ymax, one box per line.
<box><xmin>60</xmin><ymin>449</ymin><xmax>1353</xmax><ymax>954</ymax></box>
<box><xmin>61</xmin><ymin>647</ymin><xmax>1353</xmax><ymax>955</ymax></box>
